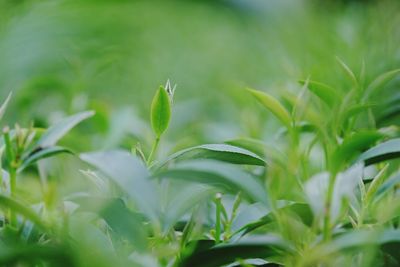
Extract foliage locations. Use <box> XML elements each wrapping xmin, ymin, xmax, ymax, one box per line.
<box><xmin>0</xmin><ymin>1</ymin><xmax>400</xmax><ymax>266</ymax></box>
<box><xmin>0</xmin><ymin>58</ymin><xmax>399</xmax><ymax>266</ymax></box>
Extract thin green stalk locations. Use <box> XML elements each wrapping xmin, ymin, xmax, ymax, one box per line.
<box><xmin>3</xmin><ymin>127</ymin><xmax>18</xmax><ymax>227</ymax></box>
<box><xmin>9</xmin><ymin>167</ymin><xmax>17</xmax><ymax>226</ymax></box>
<box><xmin>147</xmin><ymin>136</ymin><xmax>160</xmax><ymax>165</ymax></box>
<box><xmin>323</xmin><ymin>171</ymin><xmax>337</xmax><ymax>241</ymax></box>
<box><xmin>214</xmin><ymin>193</ymin><xmax>222</xmax><ymax>244</ymax></box>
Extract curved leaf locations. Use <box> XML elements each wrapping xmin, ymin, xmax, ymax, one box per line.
<box><xmin>80</xmin><ymin>150</ymin><xmax>159</xmax><ymax>221</ymax></box>
<box><xmin>157</xmin><ymin>144</ymin><xmax>266</xmax><ymax>169</ymax></box>
<box><xmin>154</xmin><ymin>160</ymin><xmax>269</xmax><ymax>206</ymax></box>
<box><xmin>163</xmin><ymin>184</ymin><xmax>215</xmax><ymax>231</ymax></box>
<box><xmin>72</xmin><ymin>196</ymin><xmax>148</xmax><ymax>251</ymax></box>
<box><xmin>375</xmin><ymin>172</ymin><xmax>400</xmax><ymax>201</ymax></box>
<box><xmin>235</xmin><ymin>203</ymin><xmax>313</xmax><ymax>237</ymax></box>
<box><xmin>178</xmin><ymin>235</ymin><xmax>291</xmax><ymax>267</ymax></box>
<box><xmin>32</xmin><ymin>110</ymin><xmax>94</xmax><ymax>149</ymax></box>
<box><xmin>247</xmin><ymin>88</ymin><xmax>292</xmax><ymax>128</ymax></box>
<box><xmin>364</xmin><ymin>69</ymin><xmax>400</xmax><ymax>100</ymax></box>
<box><xmin>332</xmin><ymin>131</ymin><xmax>383</xmax><ymax>170</ymax></box>
<box><xmin>340</xmin><ymin>103</ymin><xmax>376</xmax><ymax>126</ymax></box>
<box><xmin>224</xmin><ymin>138</ymin><xmax>266</xmax><ymax>158</ymax></box>
<box><xmin>0</xmin><ymin>92</ymin><xmax>12</xmax><ymax>122</ymax></box>
<box><xmin>299</xmin><ymin>80</ymin><xmax>341</xmax><ymax>107</ymax></box>
<box><xmin>336</xmin><ymin>57</ymin><xmax>358</xmax><ymax>88</ymax></box>
<box><xmin>357</xmin><ymin>138</ymin><xmax>400</xmax><ymax>166</ymax></box>
<box><xmin>19</xmin><ymin>146</ymin><xmax>72</xmax><ymax>172</ymax></box>
<box><xmin>326</xmin><ymin>229</ymin><xmax>400</xmax><ymax>263</ymax></box>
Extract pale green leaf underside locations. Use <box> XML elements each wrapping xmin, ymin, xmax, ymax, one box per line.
<box><xmin>357</xmin><ymin>138</ymin><xmax>400</xmax><ymax>166</ymax></box>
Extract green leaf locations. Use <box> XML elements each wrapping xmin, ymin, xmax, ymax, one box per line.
<box><xmin>357</xmin><ymin>138</ymin><xmax>400</xmax><ymax>166</ymax></box>
<box><xmin>157</xmin><ymin>143</ymin><xmax>266</xmax><ymax>169</ymax></box>
<box><xmin>364</xmin><ymin>69</ymin><xmax>400</xmax><ymax>100</ymax></box>
<box><xmin>364</xmin><ymin>164</ymin><xmax>389</xmax><ymax>204</ymax></box>
<box><xmin>235</xmin><ymin>202</ymin><xmax>313</xmax><ymax>237</ymax></box>
<box><xmin>68</xmin><ymin>214</ymin><xmax>121</xmax><ymax>267</ymax></box>
<box><xmin>80</xmin><ymin>150</ymin><xmax>160</xmax><ymax>221</ymax></box>
<box><xmin>332</xmin><ymin>131</ymin><xmax>383</xmax><ymax>171</ymax></box>
<box><xmin>224</xmin><ymin>138</ymin><xmax>266</xmax><ymax>158</ymax></box>
<box><xmin>0</xmin><ymin>194</ymin><xmax>47</xmax><ymax>230</ymax></box>
<box><xmin>305</xmin><ymin>164</ymin><xmax>363</xmax><ymax>223</ymax></box>
<box><xmin>340</xmin><ymin>103</ymin><xmax>376</xmax><ymax>126</ymax></box>
<box><xmin>0</xmin><ymin>244</ymin><xmax>73</xmax><ymax>267</ymax></box>
<box><xmin>0</xmin><ymin>92</ymin><xmax>12</xmax><ymax>122</ymax></box>
<box><xmin>335</xmin><ymin>57</ymin><xmax>358</xmax><ymax>88</ymax></box>
<box><xmin>163</xmin><ymin>184</ymin><xmax>215</xmax><ymax>231</ymax></box>
<box><xmin>226</xmin><ymin>139</ymin><xmax>286</xmax><ymax>167</ymax></box>
<box><xmin>178</xmin><ymin>235</ymin><xmax>291</xmax><ymax>267</ymax></box>
<box><xmin>247</xmin><ymin>88</ymin><xmax>292</xmax><ymax>128</ymax></box>
<box><xmin>279</xmin><ymin>121</ymin><xmax>316</xmax><ymax>136</ymax></box>
<box><xmin>325</xmin><ymin>229</ymin><xmax>400</xmax><ymax>263</ymax></box>
<box><xmin>299</xmin><ymin>80</ymin><xmax>341</xmax><ymax>107</ymax></box>
<box><xmin>72</xmin><ymin>196</ymin><xmax>148</xmax><ymax>251</ymax></box>
<box><xmin>19</xmin><ymin>146</ymin><xmax>72</xmax><ymax>172</ymax></box>
<box><xmin>151</xmin><ymin>86</ymin><xmax>171</xmax><ymax>137</ymax></box>
<box><xmin>32</xmin><ymin>110</ymin><xmax>94</xmax><ymax>149</ymax></box>
<box><xmin>375</xmin><ymin>172</ymin><xmax>400</xmax><ymax>201</ymax></box>
<box><xmin>377</xmin><ymin>92</ymin><xmax>400</xmax><ymax>123</ymax></box>
<box><xmin>154</xmin><ymin>160</ymin><xmax>269</xmax><ymax>206</ymax></box>
<box><xmin>378</xmin><ymin>104</ymin><xmax>400</xmax><ymax>124</ymax></box>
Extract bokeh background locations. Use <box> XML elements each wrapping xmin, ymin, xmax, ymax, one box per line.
<box><xmin>0</xmin><ymin>0</ymin><xmax>399</xmax><ymax>154</ymax></box>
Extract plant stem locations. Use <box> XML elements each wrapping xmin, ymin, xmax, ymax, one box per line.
<box><xmin>9</xmin><ymin>166</ymin><xmax>17</xmax><ymax>227</ymax></box>
<box><xmin>214</xmin><ymin>194</ymin><xmax>222</xmax><ymax>244</ymax></box>
<box><xmin>3</xmin><ymin>128</ymin><xmax>18</xmax><ymax>227</ymax></box>
<box><xmin>323</xmin><ymin>172</ymin><xmax>336</xmax><ymax>241</ymax></box>
<box><xmin>147</xmin><ymin>136</ymin><xmax>160</xmax><ymax>165</ymax></box>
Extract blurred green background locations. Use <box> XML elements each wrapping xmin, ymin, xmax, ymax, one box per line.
<box><xmin>0</xmin><ymin>0</ymin><xmax>399</xmax><ymax>152</ymax></box>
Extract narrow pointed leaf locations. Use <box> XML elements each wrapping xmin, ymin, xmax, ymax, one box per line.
<box><xmin>325</xmin><ymin>229</ymin><xmax>400</xmax><ymax>263</ymax></box>
<box><xmin>332</xmin><ymin>131</ymin><xmax>383</xmax><ymax>170</ymax></box>
<box><xmin>224</xmin><ymin>138</ymin><xmax>266</xmax><ymax>158</ymax></box>
<box><xmin>19</xmin><ymin>146</ymin><xmax>72</xmax><ymax>172</ymax></box>
<box><xmin>33</xmin><ymin>111</ymin><xmax>94</xmax><ymax>149</ymax></box>
<box><xmin>299</xmin><ymin>80</ymin><xmax>341</xmax><ymax>107</ymax></box>
<box><xmin>375</xmin><ymin>172</ymin><xmax>400</xmax><ymax>200</ymax></box>
<box><xmin>336</xmin><ymin>57</ymin><xmax>358</xmax><ymax>88</ymax></box>
<box><xmin>0</xmin><ymin>92</ymin><xmax>12</xmax><ymax>122</ymax></box>
<box><xmin>364</xmin><ymin>69</ymin><xmax>400</xmax><ymax>100</ymax></box>
<box><xmin>154</xmin><ymin>160</ymin><xmax>269</xmax><ymax>206</ymax></box>
<box><xmin>157</xmin><ymin>143</ymin><xmax>266</xmax><ymax>169</ymax></box>
<box><xmin>340</xmin><ymin>103</ymin><xmax>376</xmax><ymax>125</ymax></box>
<box><xmin>235</xmin><ymin>202</ymin><xmax>313</xmax><ymax>237</ymax></box>
<box><xmin>178</xmin><ymin>235</ymin><xmax>291</xmax><ymax>267</ymax></box>
<box><xmin>357</xmin><ymin>138</ymin><xmax>400</xmax><ymax>166</ymax></box>
<box><xmin>247</xmin><ymin>88</ymin><xmax>292</xmax><ymax>128</ymax></box>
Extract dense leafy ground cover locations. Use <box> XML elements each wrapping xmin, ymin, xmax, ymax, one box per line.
<box><xmin>1</xmin><ymin>66</ymin><xmax>400</xmax><ymax>266</ymax></box>
<box><xmin>0</xmin><ymin>0</ymin><xmax>400</xmax><ymax>266</ymax></box>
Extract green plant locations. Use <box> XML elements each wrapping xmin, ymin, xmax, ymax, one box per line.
<box><xmin>0</xmin><ymin>64</ymin><xmax>400</xmax><ymax>267</ymax></box>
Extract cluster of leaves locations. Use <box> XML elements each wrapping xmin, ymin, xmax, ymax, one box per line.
<box><xmin>0</xmin><ymin>64</ymin><xmax>400</xmax><ymax>267</ymax></box>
